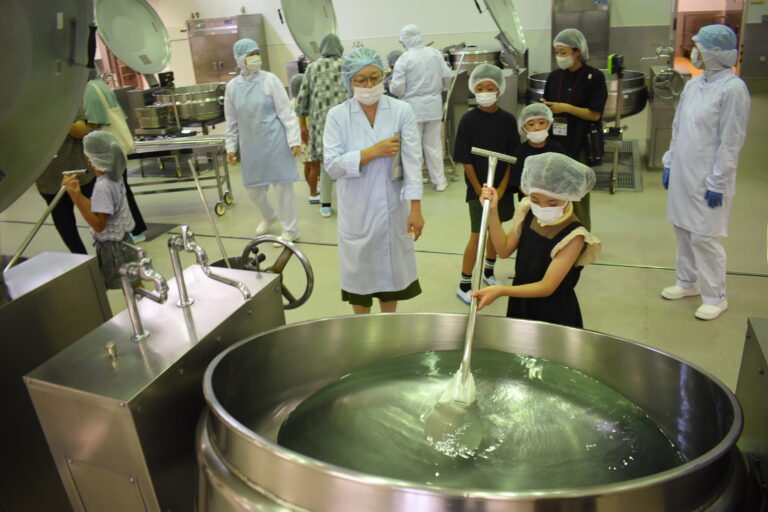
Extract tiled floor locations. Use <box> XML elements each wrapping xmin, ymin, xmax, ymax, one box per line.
<box><xmin>2</xmin><ymin>92</ymin><xmax>766</xmax><ymax>392</ymax></box>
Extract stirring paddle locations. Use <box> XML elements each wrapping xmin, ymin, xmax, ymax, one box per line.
<box><xmin>425</xmin><ymin>147</ymin><xmax>517</xmax><ymax>452</ymax></box>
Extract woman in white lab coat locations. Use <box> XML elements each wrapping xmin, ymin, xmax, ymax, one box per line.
<box><xmin>324</xmin><ymin>47</ymin><xmax>425</xmax><ymax>314</ymax></box>
<box><xmin>661</xmin><ymin>24</ymin><xmax>750</xmax><ymax>321</ymax></box>
<box><xmin>225</xmin><ymin>38</ymin><xmax>301</xmax><ymax>243</ymax></box>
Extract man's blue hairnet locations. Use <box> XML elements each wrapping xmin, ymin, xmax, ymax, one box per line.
<box><xmin>233</xmin><ymin>38</ymin><xmax>260</xmax><ymax>60</ymax></box>
<box><xmin>342</xmin><ymin>47</ymin><xmax>385</xmax><ymax>93</ymax></box>
<box><xmin>387</xmin><ymin>50</ymin><xmax>403</xmax><ymax>68</ymax></box>
<box><xmin>84</xmin><ymin>131</ymin><xmax>126</xmax><ymax>181</ymax></box>
<box><xmin>289</xmin><ymin>73</ymin><xmax>304</xmax><ymax>98</ymax></box>
<box><xmin>319</xmin><ymin>33</ymin><xmax>344</xmax><ymax>58</ymax></box>
<box><xmin>693</xmin><ymin>24</ymin><xmax>737</xmax><ymax>51</ymax></box>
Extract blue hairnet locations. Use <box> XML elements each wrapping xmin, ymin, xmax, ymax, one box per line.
<box><xmin>319</xmin><ymin>33</ymin><xmax>343</xmax><ymax>58</ymax></box>
<box><xmin>693</xmin><ymin>24</ymin><xmax>737</xmax><ymax>51</ymax></box>
<box><xmin>289</xmin><ymin>73</ymin><xmax>304</xmax><ymax>98</ymax></box>
<box><xmin>518</xmin><ymin>102</ymin><xmax>554</xmax><ymax>137</ymax></box>
<box><xmin>553</xmin><ymin>28</ymin><xmax>589</xmax><ymax>61</ymax></box>
<box><xmin>469</xmin><ymin>63</ymin><xmax>505</xmax><ymax>95</ymax></box>
<box><xmin>387</xmin><ymin>49</ymin><xmax>403</xmax><ymax>68</ymax></box>
<box><xmin>400</xmin><ymin>24</ymin><xmax>424</xmax><ymax>49</ymax></box>
<box><xmin>521</xmin><ymin>152</ymin><xmax>595</xmax><ymax>201</ymax></box>
<box><xmin>342</xmin><ymin>47</ymin><xmax>385</xmax><ymax>93</ymax></box>
<box><xmin>84</xmin><ymin>131</ymin><xmax>126</xmax><ymax>181</ymax></box>
<box><xmin>233</xmin><ymin>38</ymin><xmax>260</xmax><ymax>59</ymax></box>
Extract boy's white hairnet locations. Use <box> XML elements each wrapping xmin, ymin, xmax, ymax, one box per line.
<box><xmin>521</xmin><ymin>153</ymin><xmax>595</xmax><ymax>201</ymax></box>
<box><xmin>289</xmin><ymin>73</ymin><xmax>304</xmax><ymax>98</ymax></box>
<box><xmin>693</xmin><ymin>24</ymin><xmax>738</xmax><ymax>69</ymax></box>
<box><xmin>319</xmin><ymin>33</ymin><xmax>344</xmax><ymax>58</ymax></box>
<box><xmin>387</xmin><ymin>49</ymin><xmax>403</xmax><ymax>68</ymax></box>
<box><xmin>400</xmin><ymin>24</ymin><xmax>424</xmax><ymax>49</ymax></box>
<box><xmin>233</xmin><ymin>38</ymin><xmax>260</xmax><ymax>72</ymax></box>
<box><xmin>341</xmin><ymin>47</ymin><xmax>385</xmax><ymax>93</ymax></box>
<box><xmin>84</xmin><ymin>131</ymin><xmax>126</xmax><ymax>181</ymax></box>
<box><xmin>553</xmin><ymin>28</ymin><xmax>589</xmax><ymax>61</ymax></box>
<box><xmin>469</xmin><ymin>63</ymin><xmax>505</xmax><ymax>95</ymax></box>
<box><xmin>518</xmin><ymin>103</ymin><xmax>554</xmax><ymax>137</ymax></box>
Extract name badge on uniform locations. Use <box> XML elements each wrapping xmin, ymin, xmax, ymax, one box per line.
<box><xmin>553</xmin><ymin>117</ymin><xmax>568</xmax><ymax>136</ymax></box>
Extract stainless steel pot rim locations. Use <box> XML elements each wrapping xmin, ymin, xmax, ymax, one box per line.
<box><xmin>449</xmin><ymin>46</ymin><xmax>501</xmax><ymax>56</ymax></box>
<box><xmin>203</xmin><ymin>313</ymin><xmax>742</xmax><ymax>500</ymax></box>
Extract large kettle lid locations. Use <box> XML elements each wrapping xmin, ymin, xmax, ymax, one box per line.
<box><xmin>484</xmin><ymin>0</ymin><xmax>527</xmax><ymax>55</ymax></box>
<box><xmin>95</xmin><ymin>0</ymin><xmax>171</xmax><ymax>74</ymax></box>
<box><xmin>280</xmin><ymin>0</ymin><xmax>338</xmax><ymax>62</ymax></box>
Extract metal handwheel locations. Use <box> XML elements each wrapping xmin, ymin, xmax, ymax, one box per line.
<box><xmin>240</xmin><ymin>235</ymin><xmax>314</xmax><ymax>310</ymax></box>
<box><xmin>652</xmin><ymin>69</ymin><xmax>685</xmax><ymax>101</ymax></box>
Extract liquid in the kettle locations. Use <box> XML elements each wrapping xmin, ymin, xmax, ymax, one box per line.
<box><xmin>277</xmin><ymin>350</ymin><xmax>684</xmax><ymax>491</ymax></box>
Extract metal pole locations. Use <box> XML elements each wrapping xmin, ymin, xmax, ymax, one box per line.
<box><xmin>188</xmin><ymin>157</ymin><xmax>231</xmax><ymax>268</ymax></box>
<box><xmin>3</xmin><ymin>186</ymin><xmax>68</xmax><ymax>273</ymax></box>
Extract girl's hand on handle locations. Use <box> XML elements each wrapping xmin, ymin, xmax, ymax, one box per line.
<box><xmin>480</xmin><ymin>184</ymin><xmax>499</xmax><ymax>210</ymax></box>
<box><xmin>227</xmin><ymin>152</ymin><xmax>237</xmax><ymax>166</ymax></box>
<box><xmin>61</xmin><ymin>174</ymin><xmax>80</xmax><ymax>195</ymax></box>
<box><xmin>471</xmin><ymin>286</ymin><xmax>504</xmax><ymax>310</ymax></box>
<box><xmin>291</xmin><ymin>146</ymin><xmax>300</xmax><ymax>158</ymax></box>
<box><xmin>373</xmin><ymin>136</ymin><xmax>400</xmax><ymax>158</ymax></box>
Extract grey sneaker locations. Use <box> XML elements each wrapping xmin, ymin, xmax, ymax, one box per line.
<box><xmin>456</xmin><ymin>287</ymin><xmax>472</xmax><ymax>305</ymax></box>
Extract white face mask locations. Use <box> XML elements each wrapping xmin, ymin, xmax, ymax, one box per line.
<box><xmin>475</xmin><ymin>92</ymin><xmax>498</xmax><ymax>107</ymax></box>
<box><xmin>353</xmin><ymin>82</ymin><xmax>384</xmax><ymax>105</ymax></box>
<box><xmin>556</xmin><ymin>55</ymin><xmax>574</xmax><ymax>70</ymax></box>
<box><xmin>530</xmin><ymin>202</ymin><xmax>565</xmax><ymax>224</ymax></box>
<box><xmin>245</xmin><ymin>55</ymin><xmax>261</xmax><ymax>73</ymax></box>
<box><xmin>690</xmin><ymin>47</ymin><xmax>704</xmax><ymax>69</ymax></box>
<box><xmin>526</xmin><ymin>130</ymin><xmax>548</xmax><ymax>144</ymax></box>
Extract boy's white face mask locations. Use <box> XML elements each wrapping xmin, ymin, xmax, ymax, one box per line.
<box><xmin>526</xmin><ymin>130</ymin><xmax>548</xmax><ymax>144</ymax></box>
<box><xmin>475</xmin><ymin>92</ymin><xmax>498</xmax><ymax>107</ymax></box>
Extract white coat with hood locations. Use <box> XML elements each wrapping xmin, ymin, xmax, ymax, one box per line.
<box><xmin>662</xmin><ymin>67</ymin><xmax>750</xmax><ymax>237</ymax></box>
<box><xmin>323</xmin><ymin>95</ymin><xmax>423</xmax><ymax>295</ymax></box>
<box><xmin>389</xmin><ymin>26</ymin><xmax>453</xmax><ymax>122</ymax></box>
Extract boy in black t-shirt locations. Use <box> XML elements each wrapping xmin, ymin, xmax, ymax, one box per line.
<box><xmin>512</xmin><ymin>103</ymin><xmax>567</xmax><ymax>202</ymax></box>
<box><xmin>452</xmin><ymin>64</ymin><xmax>519</xmax><ymax>304</ymax></box>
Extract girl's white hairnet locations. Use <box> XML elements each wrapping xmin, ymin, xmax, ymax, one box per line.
<box><xmin>289</xmin><ymin>73</ymin><xmax>304</xmax><ymax>98</ymax></box>
<box><xmin>693</xmin><ymin>24</ymin><xmax>738</xmax><ymax>69</ymax></box>
<box><xmin>319</xmin><ymin>33</ymin><xmax>344</xmax><ymax>58</ymax></box>
<box><xmin>553</xmin><ymin>28</ymin><xmax>590</xmax><ymax>61</ymax></box>
<box><xmin>521</xmin><ymin>152</ymin><xmax>595</xmax><ymax>201</ymax></box>
<box><xmin>84</xmin><ymin>131</ymin><xmax>126</xmax><ymax>181</ymax></box>
<box><xmin>400</xmin><ymin>25</ymin><xmax>424</xmax><ymax>49</ymax></box>
<box><xmin>341</xmin><ymin>47</ymin><xmax>385</xmax><ymax>94</ymax></box>
<box><xmin>233</xmin><ymin>38</ymin><xmax>260</xmax><ymax>72</ymax></box>
<box><xmin>468</xmin><ymin>63</ymin><xmax>505</xmax><ymax>95</ymax></box>
<box><xmin>517</xmin><ymin>102</ymin><xmax>554</xmax><ymax>137</ymax></box>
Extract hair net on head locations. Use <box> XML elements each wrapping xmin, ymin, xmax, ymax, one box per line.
<box><xmin>233</xmin><ymin>38</ymin><xmax>260</xmax><ymax>70</ymax></box>
<box><xmin>693</xmin><ymin>24</ymin><xmax>739</xmax><ymax>70</ymax></box>
<box><xmin>399</xmin><ymin>24</ymin><xmax>424</xmax><ymax>49</ymax></box>
<box><xmin>319</xmin><ymin>33</ymin><xmax>344</xmax><ymax>58</ymax></box>
<box><xmin>517</xmin><ymin>103</ymin><xmax>554</xmax><ymax>137</ymax></box>
<box><xmin>553</xmin><ymin>28</ymin><xmax>589</xmax><ymax>61</ymax></box>
<box><xmin>342</xmin><ymin>47</ymin><xmax>385</xmax><ymax>93</ymax></box>
<box><xmin>387</xmin><ymin>49</ymin><xmax>403</xmax><ymax>68</ymax></box>
<box><xmin>289</xmin><ymin>74</ymin><xmax>304</xmax><ymax>98</ymax></box>
<box><xmin>469</xmin><ymin>63</ymin><xmax>505</xmax><ymax>95</ymax></box>
<box><xmin>521</xmin><ymin>153</ymin><xmax>595</xmax><ymax>201</ymax></box>
<box><xmin>84</xmin><ymin>131</ymin><xmax>126</xmax><ymax>181</ymax></box>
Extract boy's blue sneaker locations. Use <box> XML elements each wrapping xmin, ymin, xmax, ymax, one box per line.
<box><xmin>320</xmin><ymin>206</ymin><xmax>332</xmax><ymax>217</ymax></box>
<box><xmin>131</xmin><ymin>232</ymin><xmax>146</xmax><ymax>243</ymax></box>
<box><xmin>455</xmin><ymin>287</ymin><xmax>472</xmax><ymax>305</ymax></box>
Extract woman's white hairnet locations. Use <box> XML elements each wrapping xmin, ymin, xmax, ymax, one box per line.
<box><xmin>342</xmin><ymin>47</ymin><xmax>385</xmax><ymax>93</ymax></box>
<box><xmin>518</xmin><ymin>103</ymin><xmax>554</xmax><ymax>137</ymax></box>
<box><xmin>233</xmin><ymin>38</ymin><xmax>260</xmax><ymax>72</ymax></box>
<box><xmin>521</xmin><ymin>152</ymin><xmax>595</xmax><ymax>201</ymax></box>
<box><xmin>693</xmin><ymin>24</ymin><xmax>738</xmax><ymax>69</ymax></box>
<box><xmin>319</xmin><ymin>33</ymin><xmax>344</xmax><ymax>58</ymax></box>
<box><xmin>400</xmin><ymin>24</ymin><xmax>424</xmax><ymax>49</ymax></box>
<box><xmin>553</xmin><ymin>28</ymin><xmax>589</xmax><ymax>61</ymax></box>
<box><xmin>469</xmin><ymin>63</ymin><xmax>505</xmax><ymax>95</ymax></box>
<box><xmin>84</xmin><ymin>131</ymin><xmax>126</xmax><ymax>181</ymax></box>
<box><xmin>387</xmin><ymin>49</ymin><xmax>403</xmax><ymax>68</ymax></box>
<box><xmin>289</xmin><ymin>73</ymin><xmax>304</xmax><ymax>98</ymax></box>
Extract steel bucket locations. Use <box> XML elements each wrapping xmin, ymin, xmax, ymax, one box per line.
<box><xmin>198</xmin><ymin>314</ymin><xmax>744</xmax><ymax>511</ymax></box>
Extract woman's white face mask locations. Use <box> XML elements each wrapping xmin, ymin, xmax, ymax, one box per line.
<box><xmin>353</xmin><ymin>82</ymin><xmax>384</xmax><ymax>105</ymax></box>
<box><xmin>475</xmin><ymin>92</ymin><xmax>498</xmax><ymax>107</ymax></box>
<box><xmin>556</xmin><ymin>55</ymin><xmax>575</xmax><ymax>70</ymax></box>
<box><xmin>690</xmin><ymin>46</ymin><xmax>704</xmax><ymax>69</ymax></box>
<box><xmin>530</xmin><ymin>202</ymin><xmax>566</xmax><ymax>224</ymax></box>
<box><xmin>245</xmin><ymin>55</ymin><xmax>262</xmax><ymax>73</ymax></box>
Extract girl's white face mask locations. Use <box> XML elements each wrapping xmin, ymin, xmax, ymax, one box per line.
<box><xmin>475</xmin><ymin>92</ymin><xmax>498</xmax><ymax>107</ymax></box>
<box><xmin>556</xmin><ymin>55</ymin><xmax>575</xmax><ymax>70</ymax></box>
<box><xmin>245</xmin><ymin>55</ymin><xmax>262</xmax><ymax>73</ymax></box>
<box><xmin>531</xmin><ymin>202</ymin><xmax>566</xmax><ymax>224</ymax></box>
<box><xmin>353</xmin><ymin>83</ymin><xmax>384</xmax><ymax>105</ymax></box>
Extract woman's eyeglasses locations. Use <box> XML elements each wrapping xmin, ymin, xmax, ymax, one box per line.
<box><xmin>351</xmin><ymin>74</ymin><xmax>383</xmax><ymax>86</ymax></box>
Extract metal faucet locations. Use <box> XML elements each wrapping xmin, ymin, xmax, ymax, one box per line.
<box><xmin>119</xmin><ymin>245</ymin><xmax>169</xmax><ymax>342</ymax></box>
<box><xmin>641</xmin><ymin>46</ymin><xmax>675</xmax><ymax>65</ymax></box>
<box><xmin>167</xmin><ymin>225</ymin><xmax>251</xmax><ymax>305</ymax></box>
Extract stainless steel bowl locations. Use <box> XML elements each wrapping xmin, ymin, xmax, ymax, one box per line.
<box><xmin>526</xmin><ymin>70</ymin><xmax>647</xmax><ymax>121</ymax></box>
<box><xmin>198</xmin><ymin>314</ymin><xmax>744</xmax><ymax>512</ymax></box>
<box><xmin>154</xmin><ymin>83</ymin><xmax>225</xmax><ymax>122</ymax></box>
